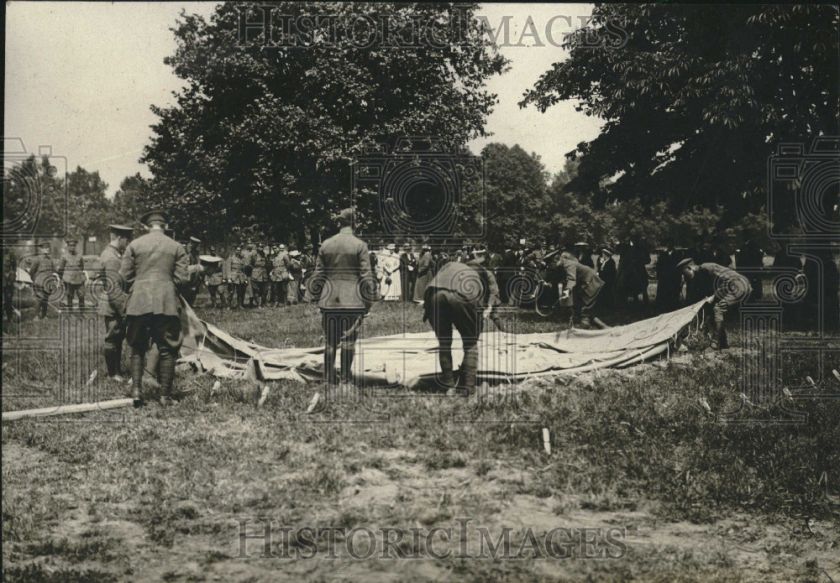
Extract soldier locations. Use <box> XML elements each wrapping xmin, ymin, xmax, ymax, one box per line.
<box><xmin>270</xmin><ymin>244</ymin><xmax>291</xmax><ymax>307</ymax></box>
<box><xmin>120</xmin><ymin>209</ymin><xmax>193</xmax><ymax>405</ymax></box>
<box><xmin>225</xmin><ymin>245</ymin><xmax>247</xmax><ymax>309</ymax></box>
<box><xmin>550</xmin><ymin>251</ymin><xmax>605</xmax><ymax>328</ymax></box>
<box><xmin>182</xmin><ymin>236</ymin><xmax>202</xmax><ymax>305</ymax></box>
<box><xmin>250</xmin><ymin>246</ymin><xmax>270</xmax><ymax>307</ymax></box>
<box><xmin>287</xmin><ymin>249</ymin><xmax>302</xmax><ymax>305</ymax></box>
<box><xmin>28</xmin><ymin>241</ymin><xmax>57</xmax><ymax>320</ymax></box>
<box><xmin>306</xmin><ymin>208</ymin><xmax>377</xmax><ymax>391</ymax></box>
<box><xmin>98</xmin><ymin>224</ymin><xmax>133</xmax><ymax>381</ymax></box>
<box><xmin>59</xmin><ymin>239</ymin><xmax>86</xmax><ymax>309</ymax></box>
<box><xmin>423</xmin><ymin>245</ymin><xmax>507</xmax><ymax>395</ymax></box>
<box><xmin>204</xmin><ymin>254</ymin><xmax>225</xmax><ymax>309</ymax></box>
<box><xmin>677</xmin><ymin>258</ymin><xmax>752</xmax><ymax>349</ymax></box>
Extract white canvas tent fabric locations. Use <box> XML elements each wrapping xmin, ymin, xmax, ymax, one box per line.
<box><xmin>178</xmin><ymin>298</ymin><xmax>711</xmax><ymax>389</ymax></box>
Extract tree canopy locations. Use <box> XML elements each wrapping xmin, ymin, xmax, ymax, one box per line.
<box><xmin>142</xmin><ymin>2</ymin><xmax>508</xmax><ymax>245</ymax></box>
<box><xmin>521</xmin><ymin>4</ymin><xmax>839</xmax><ymax>234</ymax></box>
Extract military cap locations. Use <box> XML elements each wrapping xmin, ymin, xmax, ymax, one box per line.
<box><xmin>199</xmin><ymin>255</ymin><xmax>223</xmax><ymax>265</ymax></box>
<box><xmin>109</xmin><ymin>224</ymin><xmax>133</xmax><ymax>235</ymax></box>
<box><xmin>289</xmin><ymin>250</ymin><xmax>301</xmax><ymax>257</ymax></box>
<box><xmin>189</xmin><ymin>236</ymin><xmax>201</xmax><ymax>244</ymax></box>
<box><xmin>601</xmin><ymin>247</ymin><xmax>613</xmax><ymax>255</ymax></box>
<box><xmin>335</xmin><ymin>207</ymin><xmax>355</xmax><ymax>226</ymax></box>
<box><xmin>140</xmin><ymin>209</ymin><xmax>167</xmax><ymax>225</ymax></box>
<box><xmin>676</xmin><ymin>257</ymin><xmax>695</xmax><ymax>269</ymax></box>
<box><xmin>574</xmin><ymin>241</ymin><xmax>589</xmax><ymax>247</ymax></box>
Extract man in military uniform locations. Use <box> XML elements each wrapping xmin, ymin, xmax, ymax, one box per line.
<box><xmin>58</xmin><ymin>239</ymin><xmax>86</xmax><ymax>309</ymax></box>
<box><xmin>204</xmin><ymin>253</ymin><xmax>226</xmax><ymax>309</ymax></box>
<box><xmin>120</xmin><ymin>210</ymin><xmax>192</xmax><ymax>404</ymax></box>
<box><xmin>424</xmin><ymin>245</ymin><xmax>507</xmax><ymax>395</ymax></box>
<box><xmin>28</xmin><ymin>241</ymin><xmax>57</xmax><ymax>320</ymax></box>
<box><xmin>250</xmin><ymin>246</ymin><xmax>270</xmax><ymax>307</ymax></box>
<box><xmin>270</xmin><ymin>244</ymin><xmax>291</xmax><ymax>307</ymax></box>
<box><xmin>307</xmin><ymin>208</ymin><xmax>377</xmax><ymax>391</ymax></box>
<box><xmin>225</xmin><ymin>246</ymin><xmax>247</xmax><ymax>309</ymax></box>
<box><xmin>98</xmin><ymin>225</ymin><xmax>133</xmax><ymax>380</ymax></box>
<box><xmin>182</xmin><ymin>236</ymin><xmax>202</xmax><ymax>305</ymax></box>
<box><xmin>678</xmin><ymin>258</ymin><xmax>752</xmax><ymax>349</ymax></box>
<box><xmin>550</xmin><ymin>251</ymin><xmax>605</xmax><ymax>328</ymax></box>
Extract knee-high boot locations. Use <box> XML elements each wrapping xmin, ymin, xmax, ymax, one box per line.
<box><xmin>158</xmin><ymin>350</ymin><xmax>176</xmax><ymax>397</ymax></box>
<box><xmin>130</xmin><ymin>351</ymin><xmax>145</xmax><ymax>400</ymax></box>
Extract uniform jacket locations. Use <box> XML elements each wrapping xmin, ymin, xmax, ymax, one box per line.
<box><xmin>699</xmin><ymin>262</ymin><xmax>751</xmax><ymax>302</ymax></box>
<box><xmin>120</xmin><ymin>229</ymin><xmax>190</xmax><ymax>316</ymax></box>
<box><xmin>59</xmin><ymin>252</ymin><xmax>86</xmax><ymax>285</ymax></box>
<box><xmin>28</xmin><ymin>254</ymin><xmax>56</xmax><ymax>288</ymax></box>
<box><xmin>251</xmin><ymin>253</ymin><xmax>269</xmax><ymax>282</ymax></box>
<box><xmin>307</xmin><ymin>227</ymin><xmax>377</xmax><ymax>310</ymax></box>
<box><xmin>205</xmin><ymin>266</ymin><xmax>224</xmax><ymax>287</ymax></box>
<box><xmin>271</xmin><ymin>252</ymin><xmax>291</xmax><ymax>281</ymax></box>
<box><xmin>225</xmin><ymin>253</ymin><xmax>247</xmax><ymax>284</ymax></box>
<box><xmin>425</xmin><ymin>260</ymin><xmax>501</xmax><ymax>309</ymax></box>
<box><xmin>554</xmin><ymin>256</ymin><xmax>605</xmax><ymax>305</ymax></box>
<box><xmin>98</xmin><ymin>244</ymin><xmax>127</xmax><ymax>318</ymax></box>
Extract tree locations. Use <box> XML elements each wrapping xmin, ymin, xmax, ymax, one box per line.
<box><xmin>3</xmin><ymin>154</ymin><xmax>67</xmax><ymax>241</ymax></box>
<box><xmin>142</xmin><ymin>2</ymin><xmax>508</xmax><ymax>244</ymax></box>
<box><xmin>479</xmin><ymin>143</ymin><xmax>552</xmax><ymax>250</ymax></box>
<box><xmin>111</xmin><ymin>174</ymin><xmax>153</xmax><ymax>227</ymax></box>
<box><xmin>65</xmin><ymin>166</ymin><xmax>111</xmax><ymax>242</ymax></box>
<box><xmin>521</xmin><ymin>4</ymin><xmax>839</xmax><ymax>234</ymax></box>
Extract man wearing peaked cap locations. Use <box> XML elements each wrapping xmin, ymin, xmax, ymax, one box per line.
<box><xmin>59</xmin><ymin>238</ymin><xmax>86</xmax><ymax>309</ymax></box>
<box><xmin>98</xmin><ymin>224</ymin><xmax>134</xmax><ymax>381</ymax></box>
<box><xmin>182</xmin><ymin>236</ymin><xmax>202</xmax><ymax>306</ymax></box>
<box><xmin>678</xmin><ymin>257</ymin><xmax>752</xmax><ymax>350</ymax></box>
<box><xmin>307</xmin><ymin>207</ymin><xmax>378</xmax><ymax>393</ymax></box>
<box><xmin>202</xmin><ymin>255</ymin><xmax>226</xmax><ymax>309</ymax></box>
<box><xmin>120</xmin><ymin>210</ymin><xmax>195</xmax><ymax>405</ymax></box>
<box><xmin>28</xmin><ymin>241</ymin><xmax>56</xmax><ymax>320</ymax></box>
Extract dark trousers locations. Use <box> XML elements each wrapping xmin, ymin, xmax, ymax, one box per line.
<box><xmin>64</xmin><ymin>283</ymin><xmax>85</xmax><ymax>308</ymax></box>
<box><xmin>103</xmin><ymin>315</ymin><xmax>126</xmax><ymax>376</ymax></box>
<box><xmin>228</xmin><ymin>283</ymin><xmax>246</xmax><ymax>308</ymax></box>
<box><xmin>251</xmin><ymin>280</ymin><xmax>267</xmax><ymax>306</ymax></box>
<box><xmin>321</xmin><ymin>309</ymin><xmax>365</xmax><ymax>386</ymax></box>
<box><xmin>573</xmin><ymin>285</ymin><xmax>603</xmax><ymax>326</ymax></box>
<box><xmin>426</xmin><ymin>289</ymin><xmax>482</xmax><ymax>391</ymax></box>
<box><xmin>207</xmin><ymin>285</ymin><xmax>224</xmax><ymax>308</ymax></box>
<box><xmin>34</xmin><ymin>285</ymin><xmax>49</xmax><ymax>318</ymax></box>
<box><xmin>271</xmin><ymin>280</ymin><xmax>289</xmax><ymax>305</ymax></box>
<box><xmin>126</xmin><ymin>314</ymin><xmax>183</xmax><ymax>395</ymax></box>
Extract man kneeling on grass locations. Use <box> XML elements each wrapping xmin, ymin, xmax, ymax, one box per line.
<box><xmin>423</xmin><ymin>245</ymin><xmax>508</xmax><ymax>396</ymax></box>
<box><xmin>678</xmin><ymin>257</ymin><xmax>752</xmax><ymax>350</ymax></box>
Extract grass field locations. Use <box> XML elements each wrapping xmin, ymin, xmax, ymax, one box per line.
<box><xmin>2</xmin><ymin>297</ymin><xmax>839</xmax><ymax>582</ymax></box>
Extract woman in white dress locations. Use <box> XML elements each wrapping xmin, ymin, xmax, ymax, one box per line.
<box><xmin>378</xmin><ymin>245</ymin><xmax>401</xmax><ymax>301</ymax></box>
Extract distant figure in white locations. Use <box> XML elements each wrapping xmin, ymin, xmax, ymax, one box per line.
<box><xmin>378</xmin><ymin>244</ymin><xmax>401</xmax><ymax>301</ymax></box>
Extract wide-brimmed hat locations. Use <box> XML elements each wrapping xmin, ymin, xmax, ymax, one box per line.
<box><xmin>676</xmin><ymin>257</ymin><xmax>695</xmax><ymax>269</ymax></box>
